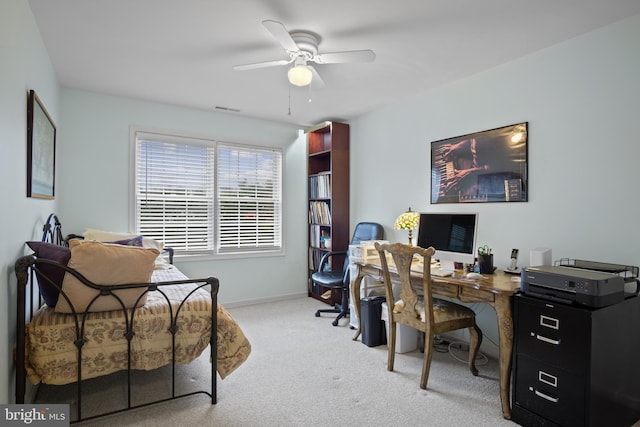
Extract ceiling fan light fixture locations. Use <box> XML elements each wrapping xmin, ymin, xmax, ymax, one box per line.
<box><xmin>288</xmin><ymin>59</ymin><xmax>313</xmax><ymax>86</ymax></box>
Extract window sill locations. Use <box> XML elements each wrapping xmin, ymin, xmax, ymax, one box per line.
<box><xmin>173</xmin><ymin>249</ymin><xmax>286</xmax><ymax>262</ymax></box>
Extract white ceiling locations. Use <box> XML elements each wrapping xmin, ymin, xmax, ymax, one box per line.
<box><xmin>28</xmin><ymin>0</ymin><xmax>640</xmax><ymax>128</ymax></box>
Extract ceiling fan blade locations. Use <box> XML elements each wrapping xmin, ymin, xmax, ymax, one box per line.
<box><xmin>233</xmin><ymin>58</ymin><xmax>291</xmax><ymax>71</ymax></box>
<box><xmin>314</xmin><ymin>49</ymin><xmax>376</xmax><ymax>64</ymax></box>
<box><xmin>262</xmin><ymin>20</ymin><xmax>299</xmax><ymax>52</ymax></box>
<box><xmin>308</xmin><ymin>66</ymin><xmax>325</xmax><ymax>89</ymax></box>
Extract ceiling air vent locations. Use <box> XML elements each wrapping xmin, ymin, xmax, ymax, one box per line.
<box><xmin>214</xmin><ymin>106</ymin><xmax>241</xmax><ymax>113</ymax></box>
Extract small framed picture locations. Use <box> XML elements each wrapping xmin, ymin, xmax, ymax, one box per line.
<box><xmin>431</xmin><ymin>122</ymin><xmax>528</xmax><ymax>204</ymax></box>
<box><xmin>27</xmin><ymin>90</ymin><xmax>56</xmax><ymax>199</ymax></box>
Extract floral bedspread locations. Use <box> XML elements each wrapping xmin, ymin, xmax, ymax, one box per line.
<box><xmin>25</xmin><ymin>266</ymin><xmax>251</xmax><ymax>385</ymax></box>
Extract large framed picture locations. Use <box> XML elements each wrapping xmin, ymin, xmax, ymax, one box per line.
<box><xmin>431</xmin><ymin>122</ymin><xmax>528</xmax><ymax>204</ymax></box>
<box><xmin>27</xmin><ymin>89</ymin><xmax>56</xmax><ymax>199</ymax></box>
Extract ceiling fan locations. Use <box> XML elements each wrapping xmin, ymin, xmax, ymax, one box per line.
<box><xmin>233</xmin><ymin>20</ymin><xmax>376</xmax><ymax>88</ymax></box>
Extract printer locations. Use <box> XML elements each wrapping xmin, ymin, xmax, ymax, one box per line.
<box><xmin>521</xmin><ymin>265</ymin><xmax>626</xmax><ymax>308</ymax></box>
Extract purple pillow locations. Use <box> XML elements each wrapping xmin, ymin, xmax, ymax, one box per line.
<box><xmin>108</xmin><ymin>235</ymin><xmax>144</xmax><ymax>247</ymax></box>
<box><xmin>26</xmin><ymin>241</ymin><xmax>71</xmax><ymax>307</ymax></box>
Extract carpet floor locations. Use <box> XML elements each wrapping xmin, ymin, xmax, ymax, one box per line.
<box><xmin>35</xmin><ymin>296</ymin><xmax>519</xmax><ymax>426</ymax></box>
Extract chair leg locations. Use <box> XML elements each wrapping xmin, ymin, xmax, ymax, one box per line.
<box><xmin>315</xmin><ymin>306</ymin><xmax>340</xmax><ymax>317</ymax></box>
<box><xmin>467</xmin><ymin>323</ymin><xmax>483</xmax><ymax>376</ymax></box>
<box><xmin>387</xmin><ymin>321</ymin><xmax>397</xmax><ymax>372</ymax></box>
<box><xmin>332</xmin><ymin>305</ymin><xmax>349</xmax><ymax>326</ymax></box>
<box><xmin>420</xmin><ymin>331</ymin><xmax>435</xmax><ymax>389</ymax></box>
<box><xmin>315</xmin><ymin>286</ymin><xmax>343</xmax><ymax>318</ymax></box>
<box><xmin>331</xmin><ymin>284</ymin><xmax>350</xmax><ymax>326</ymax></box>
<box><xmin>316</xmin><ymin>285</ymin><xmax>350</xmax><ymax>326</ymax></box>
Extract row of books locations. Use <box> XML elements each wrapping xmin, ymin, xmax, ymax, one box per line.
<box><xmin>309</xmin><ymin>248</ymin><xmax>331</xmax><ymax>271</ymax></box>
<box><xmin>309</xmin><ymin>225</ymin><xmax>330</xmax><ymax>249</ymax></box>
<box><xmin>309</xmin><ymin>173</ymin><xmax>331</xmax><ymax>199</ymax></box>
<box><xmin>308</xmin><ymin>201</ymin><xmax>331</xmax><ymax>225</ymax></box>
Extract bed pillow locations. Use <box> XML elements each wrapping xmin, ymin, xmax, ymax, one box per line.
<box><xmin>108</xmin><ymin>235</ymin><xmax>144</xmax><ymax>247</ymax></box>
<box><xmin>54</xmin><ymin>239</ymin><xmax>159</xmax><ymax>313</ymax></box>
<box><xmin>83</xmin><ymin>228</ymin><xmax>134</xmax><ymax>242</ymax></box>
<box><xmin>83</xmin><ymin>228</ymin><xmax>169</xmax><ymax>268</ymax></box>
<box><xmin>83</xmin><ymin>229</ymin><xmax>163</xmax><ymax>250</ymax></box>
<box><xmin>26</xmin><ymin>241</ymin><xmax>71</xmax><ymax>307</ymax></box>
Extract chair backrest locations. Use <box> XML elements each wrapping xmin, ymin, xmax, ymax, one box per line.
<box><xmin>341</xmin><ymin>222</ymin><xmax>384</xmax><ymax>283</ymax></box>
<box><xmin>374</xmin><ymin>242</ymin><xmax>436</xmax><ymax>330</ymax></box>
<box><xmin>351</xmin><ymin>222</ymin><xmax>384</xmax><ymax>246</ymax></box>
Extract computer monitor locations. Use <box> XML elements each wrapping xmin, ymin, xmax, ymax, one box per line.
<box><xmin>416</xmin><ymin>212</ymin><xmax>478</xmax><ymax>271</ymax></box>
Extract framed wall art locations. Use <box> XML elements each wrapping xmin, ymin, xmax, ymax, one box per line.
<box><xmin>27</xmin><ymin>89</ymin><xmax>56</xmax><ymax>199</ymax></box>
<box><xmin>431</xmin><ymin>122</ymin><xmax>528</xmax><ymax>204</ymax></box>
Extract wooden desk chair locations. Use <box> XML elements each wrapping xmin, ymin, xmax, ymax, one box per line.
<box><xmin>374</xmin><ymin>242</ymin><xmax>482</xmax><ymax>389</ymax></box>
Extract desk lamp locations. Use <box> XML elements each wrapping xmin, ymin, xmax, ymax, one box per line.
<box><xmin>394</xmin><ymin>207</ymin><xmax>420</xmax><ymax>246</ymax></box>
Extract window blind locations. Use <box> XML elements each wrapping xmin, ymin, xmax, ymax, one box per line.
<box><xmin>217</xmin><ymin>144</ymin><xmax>282</xmax><ymax>252</ymax></box>
<box><xmin>134</xmin><ymin>131</ymin><xmax>282</xmax><ymax>256</ymax></box>
<box><xmin>135</xmin><ymin>137</ymin><xmax>215</xmax><ymax>253</ymax></box>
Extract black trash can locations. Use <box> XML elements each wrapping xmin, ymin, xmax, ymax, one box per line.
<box><xmin>361</xmin><ymin>296</ymin><xmax>387</xmax><ymax>347</ymax></box>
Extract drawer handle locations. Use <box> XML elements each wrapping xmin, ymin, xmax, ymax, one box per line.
<box><xmin>534</xmin><ymin>388</ymin><xmax>559</xmax><ymax>403</ymax></box>
<box><xmin>535</xmin><ymin>334</ymin><xmax>560</xmax><ymax>345</ymax></box>
<box><xmin>539</xmin><ymin>371</ymin><xmax>557</xmax><ymax>387</ymax></box>
<box><xmin>540</xmin><ymin>315</ymin><xmax>559</xmax><ymax>330</ymax></box>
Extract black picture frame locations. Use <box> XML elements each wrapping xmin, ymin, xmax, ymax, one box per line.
<box><xmin>431</xmin><ymin>122</ymin><xmax>528</xmax><ymax>204</ymax></box>
<box><xmin>27</xmin><ymin>89</ymin><xmax>56</xmax><ymax>199</ymax></box>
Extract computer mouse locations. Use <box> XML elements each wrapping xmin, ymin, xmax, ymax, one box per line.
<box><xmin>465</xmin><ymin>272</ymin><xmax>484</xmax><ymax>279</ymax></box>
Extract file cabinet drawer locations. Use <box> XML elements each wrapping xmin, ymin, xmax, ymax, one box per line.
<box><xmin>515</xmin><ymin>296</ymin><xmax>589</xmax><ymax>371</ymax></box>
<box><xmin>514</xmin><ymin>354</ymin><xmax>586</xmax><ymax>427</ymax></box>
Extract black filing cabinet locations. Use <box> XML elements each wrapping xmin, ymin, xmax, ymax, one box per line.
<box><xmin>512</xmin><ymin>293</ymin><xmax>640</xmax><ymax>427</ymax></box>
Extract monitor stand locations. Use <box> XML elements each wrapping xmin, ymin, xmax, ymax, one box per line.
<box><xmin>439</xmin><ymin>260</ymin><xmax>455</xmax><ymax>272</ymax></box>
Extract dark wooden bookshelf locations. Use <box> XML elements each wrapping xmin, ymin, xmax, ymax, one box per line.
<box><xmin>307</xmin><ymin>121</ymin><xmax>349</xmax><ymax>306</ymax></box>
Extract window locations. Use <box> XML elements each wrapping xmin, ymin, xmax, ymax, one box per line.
<box><xmin>133</xmin><ymin>129</ymin><xmax>283</xmax><ymax>257</ymax></box>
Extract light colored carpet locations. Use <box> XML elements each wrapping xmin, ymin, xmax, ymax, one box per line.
<box><xmin>35</xmin><ymin>297</ymin><xmax>517</xmax><ymax>426</ymax></box>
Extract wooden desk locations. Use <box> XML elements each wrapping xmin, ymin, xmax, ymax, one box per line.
<box><xmin>350</xmin><ymin>260</ymin><xmax>520</xmax><ymax>420</ymax></box>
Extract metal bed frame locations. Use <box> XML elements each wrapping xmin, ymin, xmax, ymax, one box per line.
<box><xmin>14</xmin><ymin>214</ymin><xmax>218</xmax><ymax>423</ymax></box>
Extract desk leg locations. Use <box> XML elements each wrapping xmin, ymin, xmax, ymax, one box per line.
<box><xmin>351</xmin><ymin>269</ymin><xmax>365</xmax><ymax>341</ymax></box>
<box><xmin>494</xmin><ymin>295</ymin><xmax>513</xmax><ymax>420</ymax></box>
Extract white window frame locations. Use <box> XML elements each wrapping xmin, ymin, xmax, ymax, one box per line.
<box><xmin>130</xmin><ymin>126</ymin><xmax>284</xmax><ymax>259</ymax></box>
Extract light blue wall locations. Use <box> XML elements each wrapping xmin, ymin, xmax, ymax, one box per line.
<box><xmin>2</xmin><ymin>1</ymin><xmax>308</xmax><ymax>404</ymax></box>
<box><xmin>1</xmin><ymin>0</ymin><xmax>60</xmax><ymax>404</ymax></box>
<box><xmin>350</xmin><ymin>14</ymin><xmax>640</xmax><ymax>352</ymax></box>
<box><xmin>4</xmin><ymin>0</ymin><xmax>640</xmax><ymax>402</ymax></box>
<box><xmin>58</xmin><ymin>90</ymin><xmax>308</xmax><ymax>305</ymax></box>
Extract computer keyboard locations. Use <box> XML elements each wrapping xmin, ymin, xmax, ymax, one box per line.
<box><xmin>430</xmin><ymin>268</ymin><xmax>453</xmax><ymax>277</ymax></box>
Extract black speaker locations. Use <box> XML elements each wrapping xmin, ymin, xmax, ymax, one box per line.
<box><xmin>361</xmin><ymin>296</ymin><xmax>387</xmax><ymax>347</ymax></box>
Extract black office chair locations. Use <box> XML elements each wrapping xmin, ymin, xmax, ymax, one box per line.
<box><xmin>313</xmin><ymin>222</ymin><xmax>384</xmax><ymax>326</ymax></box>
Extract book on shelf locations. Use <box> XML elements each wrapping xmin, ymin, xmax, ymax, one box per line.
<box><xmin>309</xmin><ymin>173</ymin><xmax>331</xmax><ymax>199</ymax></box>
<box><xmin>309</xmin><ymin>225</ymin><xmax>331</xmax><ymax>248</ymax></box>
<box><xmin>309</xmin><ymin>248</ymin><xmax>331</xmax><ymax>271</ymax></box>
<box><xmin>308</xmin><ymin>201</ymin><xmax>331</xmax><ymax>225</ymax></box>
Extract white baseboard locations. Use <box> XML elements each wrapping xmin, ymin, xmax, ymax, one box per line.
<box><xmin>222</xmin><ymin>291</ymin><xmax>308</xmax><ymax>308</ymax></box>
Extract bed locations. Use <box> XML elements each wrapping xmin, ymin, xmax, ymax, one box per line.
<box><xmin>14</xmin><ymin>214</ymin><xmax>251</xmax><ymax>422</ymax></box>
